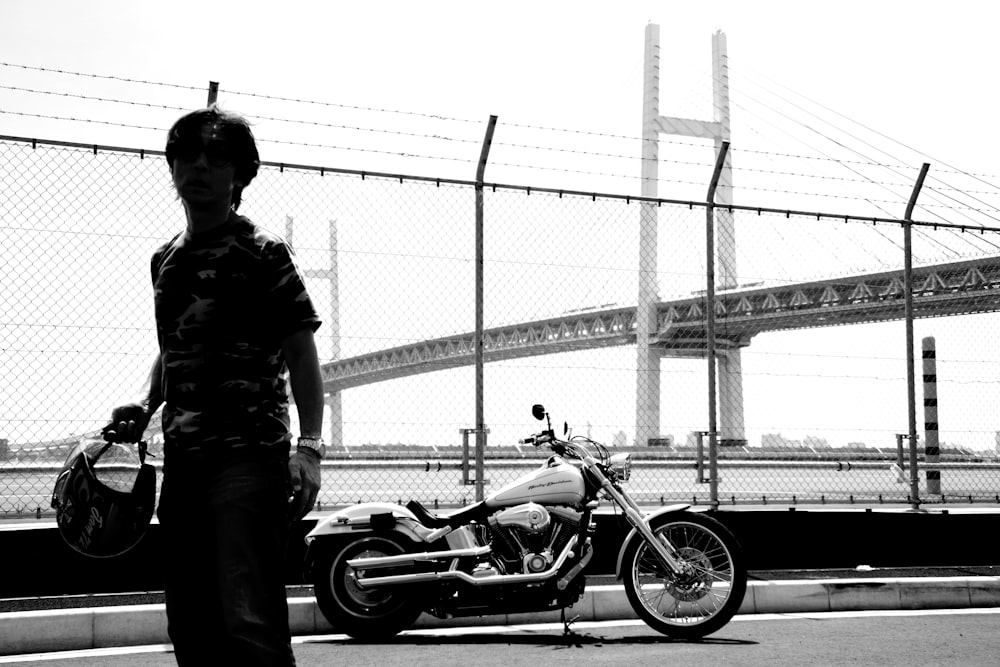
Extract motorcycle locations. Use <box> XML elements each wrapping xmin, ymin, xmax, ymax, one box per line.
<box><xmin>304</xmin><ymin>404</ymin><xmax>747</xmax><ymax>639</ymax></box>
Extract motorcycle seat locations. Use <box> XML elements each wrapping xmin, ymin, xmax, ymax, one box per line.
<box><xmin>406</xmin><ymin>499</ymin><xmax>487</xmax><ymax>529</ymax></box>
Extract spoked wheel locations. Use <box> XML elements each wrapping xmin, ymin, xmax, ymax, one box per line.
<box><xmin>621</xmin><ymin>511</ymin><xmax>746</xmax><ymax>639</ymax></box>
<box><xmin>312</xmin><ymin>533</ymin><xmax>424</xmax><ymax>640</ymax></box>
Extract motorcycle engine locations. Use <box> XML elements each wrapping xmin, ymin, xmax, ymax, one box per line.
<box><xmin>488</xmin><ymin>503</ymin><xmax>582</xmax><ymax>574</ymax></box>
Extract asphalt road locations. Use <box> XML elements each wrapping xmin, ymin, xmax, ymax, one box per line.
<box><xmin>4</xmin><ymin>608</ymin><xmax>999</xmax><ymax>666</ymax></box>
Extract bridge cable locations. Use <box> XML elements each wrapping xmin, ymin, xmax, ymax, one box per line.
<box><xmin>724</xmin><ymin>77</ymin><xmax>999</xmax><ymax>257</ymax></box>
<box><xmin>729</xmin><ymin>67</ymin><xmax>1000</xmax><ymax>255</ymax></box>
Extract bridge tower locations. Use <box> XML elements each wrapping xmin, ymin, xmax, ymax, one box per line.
<box><xmin>636</xmin><ymin>26</ymin><xmax>746</xmax><ymax>447</ymax></box>
<box><xmin>286</xmin><ymin>217</ymin><xmax>342</xmax><ymax>455</ymax></box>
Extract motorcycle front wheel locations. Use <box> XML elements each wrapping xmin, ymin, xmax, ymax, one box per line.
<box><xmin>621</xmin><ymin>511</ymin><xmax>746</xmax><ymax>639</ymax></box>
<box><xmin>312</xmin><ymin>533</ymin><xmax>424</xmax><ymax>640</ymax></box>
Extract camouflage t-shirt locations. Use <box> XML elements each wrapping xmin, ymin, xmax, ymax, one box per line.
<box><xmin>151</xmin><ymin>215</ymin><xmax>321</xmax><ymax>450</ymax></box>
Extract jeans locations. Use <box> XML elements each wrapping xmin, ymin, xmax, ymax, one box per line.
<box><xmin>157</xmin><ymin>446</ymin><xmax>295</xmax><ymax>667</ymax></box>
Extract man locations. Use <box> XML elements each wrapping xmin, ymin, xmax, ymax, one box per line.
<box><xmin>106</xmin><ymin>106</ymin><xmax>324</xmax><ymax>666</ymax></box>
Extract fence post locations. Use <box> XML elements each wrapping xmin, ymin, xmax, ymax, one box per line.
<box><xmin>695</xmin><ymin>431</ymin><xmax>709</xmax><ymax>484</ymax></box>
<box><xmin>893</xmin><ymin>433</ymin><xmax>907</xmax><ymax>483</ymax></box>
<box><xmin>902</xmin><ymin>162</ymin><xmax>930</xmax><ymax>510</ymax></box>
<box><xmin>923</xmin><ymin>337</ymin><xmax>941</xmax><ymax>495</ymax></box>
<box><xmin>460</xmin><ymin>428</ymin><xmax>473</xmax><ymax>486</ymax></box>
<box><xmin>473</xmin><ymin>115</ymin><xmax>498</xmax><ymax>502</ymax></box>
<box><xmin>705</xmin><ymin>140</ymin><xmax>730</xmax><ymax>508</ymax></box>
<box><xmin>207</xmin><ymin>81</ymin><xmax>219</xmax><ymax>105</ymax></box>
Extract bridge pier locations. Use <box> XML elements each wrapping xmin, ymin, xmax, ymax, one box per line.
<box><xmin>718</xmin><ymin>346</ymin><xmax>747</xmax><ymax>447</ymax></box>
<box><xmin>635</xmin><ymin>26</ymin><xmax>747</xmax><ymax>448</ymax></box>
<box><xmin>635</xmin><ymin>343</ymin><xmax>661</xmax><ymax>449</ymax></box>
<box><xmin>326</xmin><ymin>391</ymin><xmax>343</xmax><ymax>455</ymax></box>
<box><xmin>636</xmin><ymin>338</ymin><xmax>748</xmax><ymax>448</ymax></box>
<box><xmin>287</xmin><ymin>216</ymin><xmax>343</xmax><ymax>456</ymax></box>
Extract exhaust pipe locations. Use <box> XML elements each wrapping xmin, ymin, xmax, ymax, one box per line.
<box><xmin>347</xmin><ymin>545</ymin><xmax>491</xmax><ymax>569</ymax></box>
<box><xmin>351</xmin><ymin>536</ymin><xmax>582</xmax><ymax>589</ymax></box>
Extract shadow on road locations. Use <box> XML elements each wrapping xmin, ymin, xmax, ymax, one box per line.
<box><xmin>313</xmin><ymin>631</ymin><xmax>758</xmax><ymax>648</ymax></box>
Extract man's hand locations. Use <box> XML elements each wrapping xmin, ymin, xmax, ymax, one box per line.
<box><xmin>104</xmin><ymin>402</ymin><xmax>152</xmax><ymax>443</ymax></box>
<box><xmin>288</xmin><ymin>451</ymin><xmax>321</xmax><ymax>521</ymax></box>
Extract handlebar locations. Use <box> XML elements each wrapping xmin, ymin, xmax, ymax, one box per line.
<box><xmin>519</xmin><ymin>408</ymin><xmax>616</xmax><ymax>470</ymax></box>
<box><xmin>519</xmin><ymin>430</ymin><xmax>555</xmax><ymax>446</ymax></box>
<box><xmin>518</xmin><ymin>430</ymin><xmax>600</xmax><ymax>462</ymax></box>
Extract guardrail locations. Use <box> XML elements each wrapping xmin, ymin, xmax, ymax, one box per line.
<box><xmin>4</xmin><ymin>453</ymin><xmax>999</xmax><ymax>519</ymax></box>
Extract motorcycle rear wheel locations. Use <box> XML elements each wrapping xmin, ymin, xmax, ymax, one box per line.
<box><xmin>312</xmin><ymin>533</ymin><xmax>424</xmax><ymax>640</ymax></box>
<box><xmin>621</xmin><ymin>511</ymin><xmax>746</xmax><ymax>639</ymax></box>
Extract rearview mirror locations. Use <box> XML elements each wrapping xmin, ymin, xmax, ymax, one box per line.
<box><xmin>531</xmin><ymin>404</ymin><xmax>546</xmax><ymax>421</ymax></box>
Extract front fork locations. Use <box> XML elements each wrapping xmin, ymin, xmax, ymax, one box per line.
<box><xmin>600</xmin><ymin>478</ymin><xmax>692</xmax><ymax>576</ymax></box>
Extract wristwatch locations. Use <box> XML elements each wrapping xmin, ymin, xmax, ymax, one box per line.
<box><xmin>296</xmin><ymin>436</ymin><xmax>326</xmax><ymax>460</ymax></box>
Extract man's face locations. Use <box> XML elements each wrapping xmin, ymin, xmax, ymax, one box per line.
<box><xmin>170</xmin><ymin>123</ymin><xmax>240</xmax><ymax>208</ymax></box>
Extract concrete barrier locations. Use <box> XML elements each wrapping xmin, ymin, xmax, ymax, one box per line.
<box><xmin>4</xmin><ymin>576</ymin><xmax>1000</xmax><ymax>656</ymax></box>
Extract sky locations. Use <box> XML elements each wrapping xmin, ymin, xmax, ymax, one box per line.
<box><xmin>3</xmin><ymin>0</ymin><xmax>1000</xmax><ymax>453</ymax></box>
<box><xmin>2</xmin><ymin>1</ymin><xmax>997</xmax><ymax>185</ymax></box>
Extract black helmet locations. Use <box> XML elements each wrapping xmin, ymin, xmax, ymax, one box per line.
<box><xmin>51</xmin><ymin>438</ymin><xmax>156</xmax><ymax>558</ymax></box>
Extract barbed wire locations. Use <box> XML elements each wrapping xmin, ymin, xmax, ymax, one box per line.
<box><xmin>0</xmin><ymin>109</ymin><xmax>487</xmax><ymax>170</ymax></box>
<box><xmin>2</xmin><ymin>347</ymin><xmax>155</xmax><ymax>357</ymax></box>
<box><xmin>0</xmin><ymin>62</ymin><xmax>203</xmax><ymax>92</ymax></box>
<box><xmin>11</xmin><ymin>76</ymin><xmax>1000</xmax><ymax>197</ymax></box>
<box><xmin>0</xmin><ymin>109</ymin><xmax>165</xmax><ymax>133</ymax></box>
<box><xmin>7</xmin><ymin>131</ymin><xmax>1000</xmax><ymax>235</ymax></box>
<box><xmin>0</xmin><ymin>322</ymin><xmax>152</xmax><ymax>332</ymax></box>
<box><xmin>0</xmin><ymin>121</ymin><xmax>977</xmax><ymax>205</ymax></box>
<box><xmin>0</xmin><ymin>82</ymin><xmax>801</xmax><ymax>172</ymax></box>
<box><xmin>735</xmin><ymin>148</ymin><xmax>1000</xmax><ymax>179</ymax></box>
<box><xmin>0</xmin><ymin>225</ymin><xmax>167</xmax><ymax>241</ymax></box>
<box><xmin>1</xmin><ymin>83</ymin><xmax>480</xmax><ymax>145</ymax></box>
<box><xmin>8</xmin><ymin>59</ymin><xmax>1000</xmax><ymax>192</ymax></box>
<box><xmin>261</xmin><ymin>136</ymin><xmax>476</xmax><ymax>164</ymax></box>
<box><xmin>10</xmin><ymin>61</ymin><xmax>995</xmax><ymax>179</ymax></box>
<box><xmin>0</xmin><ymin>61</ymin><xmax>485</xmax><ymax>125</ymax></box>
<box><xmin>0</xmin><ymin>84</ymin><xmax>189</xmax><ymax>113</ymax></box>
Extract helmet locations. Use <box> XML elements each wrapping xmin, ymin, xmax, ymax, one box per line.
<box><xmin>51</xmin><ymin>438</ymin><xmax>156</xmax><ymax>558</ymax></box>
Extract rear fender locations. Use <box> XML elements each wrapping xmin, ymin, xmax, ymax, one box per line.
<box><xmin>614</xmin><ymin>504</ymin><xmax>691</xmax><ymax>579</ymax></box>
<box><xmin>304</xmin><ymin>502</ymin><xmax>433</xmax><ymax>546</ymax></box>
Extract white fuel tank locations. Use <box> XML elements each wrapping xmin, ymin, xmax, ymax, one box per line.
<box><xmin>485</xmin><ymin>456</ymin><xmax>586</xmax><ymax>508</ymax></box>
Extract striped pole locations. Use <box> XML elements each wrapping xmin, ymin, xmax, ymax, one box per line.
<box><xmin>923</xmin><ymin>337</ymin><xmax>941</xmax><ymax>495</ymax></box>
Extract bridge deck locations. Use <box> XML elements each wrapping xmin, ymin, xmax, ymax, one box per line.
<box><xmin>321</xmin><ymin>255</ymin><xmax>1000</xmax><ymax>390</ymax></box>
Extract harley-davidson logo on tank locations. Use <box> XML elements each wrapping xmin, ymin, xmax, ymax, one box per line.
<box><xmin>486</xmin><ymin>458</ymin><xmax>585</xmax><ymax>508</ymax></box>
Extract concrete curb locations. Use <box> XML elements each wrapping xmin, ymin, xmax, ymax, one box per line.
<box><xmin>3</xmin><ymin>577</ymin><xmax>1000</xmax><ymax>655</ymax></box>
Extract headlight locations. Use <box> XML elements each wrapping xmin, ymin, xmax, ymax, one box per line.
<box><xmin>609</xmin><ymin>453</ymin><xmax>632</xmax><ymax>482</ymax></box>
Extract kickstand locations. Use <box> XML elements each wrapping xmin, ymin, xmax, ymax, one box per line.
<box><xmin>560</xmin><ymin>607</ymin><xmax>580</xmax><ymax>636</ymax></box>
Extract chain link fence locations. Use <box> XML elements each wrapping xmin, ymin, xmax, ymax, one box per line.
<box><xmin>3</xmin><ymin>135</ymin><xmax>1000</xmax><ymax>517</ymax></box>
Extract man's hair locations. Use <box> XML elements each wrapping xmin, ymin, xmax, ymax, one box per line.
<box><xmin>165</xmin><ymin>105</ymin><xmax>260</xmax><ymax>210</ymax></box>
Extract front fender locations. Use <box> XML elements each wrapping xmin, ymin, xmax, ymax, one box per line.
<box><xmin>614</xmin><ymin>503</ymin><xmax>691</xmax><ymax>579</ymax></box>
<box><xmin>304</xmin><ymin>502</ymin><xmax>433</xmax><ymax>546</ymax></box>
